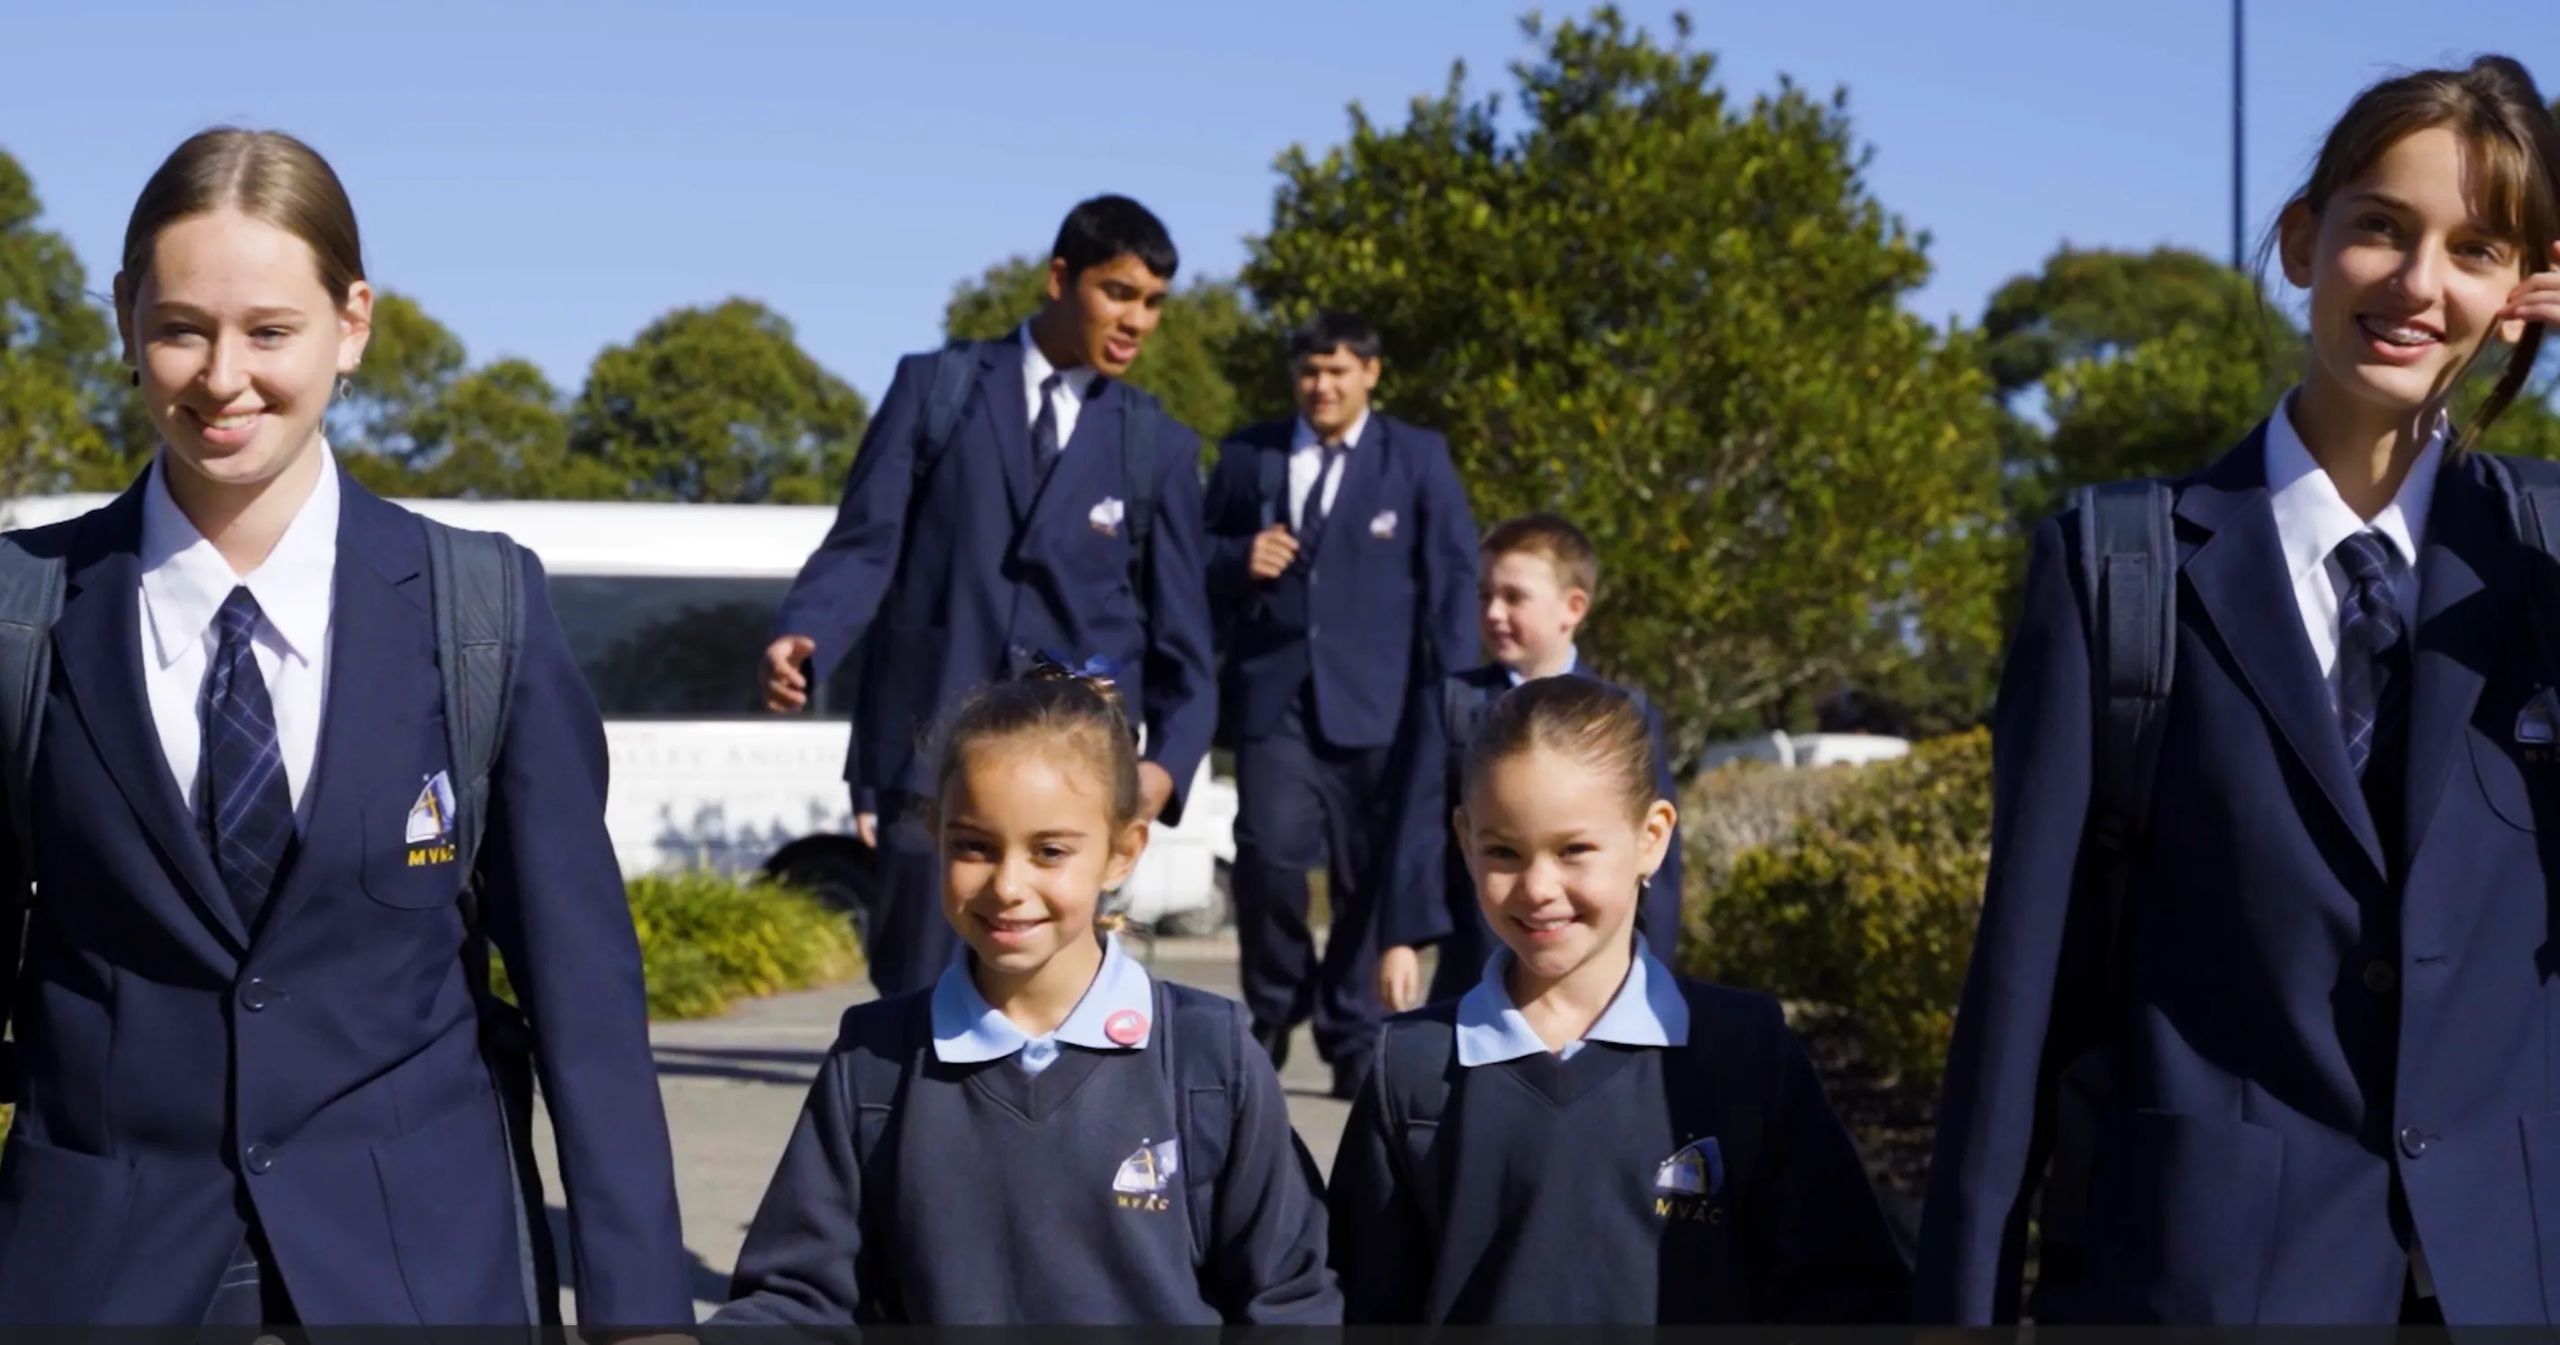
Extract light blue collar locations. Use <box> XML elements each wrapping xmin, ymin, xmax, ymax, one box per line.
<box><xmin>931</xmin><ymin>933</ymin><xmax>1155</xmax><ymax>1065</ymax></box>
<box><xmin>1454</xmin><ymin>936</ymin><xmax>1688</xmax><ymax>1066</ymax></box>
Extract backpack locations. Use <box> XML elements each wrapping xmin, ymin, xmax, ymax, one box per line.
<box><xmin>0</xmin><ymin>514</ymin><xmax>556</xmax><ymax>1324</ymax></box>
<box><xmin>1372</xmin><ymin>981</ymin><xmax>1776</xmax><ymax>1238</ymax></box>
<box><xmin>912</xmin><ymin>340</ymin><xmax>1166</xmax><ymax>603</ymax></box>
<box><xmin>831</xmin><ymin>976</ymin><xmax>1245</xmax><ymax>1287</ymax></box>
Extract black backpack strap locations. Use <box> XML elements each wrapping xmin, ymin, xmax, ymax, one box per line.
<box><xmin>1120</xmin><ymin>387</ymin><xmax>1164</xmax><ymax>627</ymax></box>
<box><xmin>2487</xmin><ymin>454</ymin><xmax>2560</xmax><ymax>677</ymax></box>
<box><xmin>1375</xmin><ymin>1007</ymin><xmax>1462</xmax><ymax>1240</ymax></box>
<box><xmin>422</xmin><ymin>520</ymin><xmax>551</xmax><ymax>1321</ymax></box>
<box><xmin>834</xmin><ymin>991</ymin><xmax>925</xmax><ymax>1324</ymax></box>
<box><xmin>1254</xmin><ymin>441</ymin><xmax>1290</xmax><ymax>531</ymax></box>
<box><xmin>1158</xmin><ymin>979</ymin><xmax>1239</xmax><ymax>1269</ymax></box>
<box><xmin>1441</xmin><ymin>674</ymin><xmax>1495</xmax><ymax>791</ymax></box>
<box><xmin>0</xmin><ymin>536</ymin><xmax>63</xmax><ymax>883</ymax></box>
<box><xmin>914</xmin><ymin>340</ymin><xmax>983</xmax><ymax>484</ymax></box>
<box><xmin>2070</xmin><ymin>480</ymin><xmax>2177</xmax><ymax>871</ymax></box>
<box><xmin>1669</xmin><ymin>985</ymin><xmax>1780</xmax><ymax>1205</ymax></box>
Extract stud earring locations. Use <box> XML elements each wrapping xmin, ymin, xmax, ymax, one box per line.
<box><xmin>128</xmin><ymin>368</ymin><xmax>139</xmax><ymax>388</ymax></box>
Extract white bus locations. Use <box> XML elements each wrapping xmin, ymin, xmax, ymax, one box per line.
<box><xmin>0</xmin><ymin>492</ymin><xmax>1238</xmax><ymax>935</ymax></box>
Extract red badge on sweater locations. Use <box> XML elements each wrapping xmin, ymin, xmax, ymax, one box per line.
<box><xmin>1105</xmin><ymin>1009</ymin><xmax>1147</xmax><ymax>1046</ymax></box>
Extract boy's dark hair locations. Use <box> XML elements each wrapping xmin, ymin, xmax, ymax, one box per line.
<box><xmin>1051</xmin><ymin>195</ymin><xmax>1179</xmax><ymax>282</ymax></box>
<box><xmin>1287</xmin><ymin>310</ymin><xmax>1383</xmax><ymax>363</ymax></box>
<box><xmin>1483</xmin><ymin>512</ymin><xmax>1601</xmax><ymax>600</ymax></box>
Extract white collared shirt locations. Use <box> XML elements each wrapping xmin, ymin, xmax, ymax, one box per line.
<box><xmin>1288</xmin><ymin>409</ymin><xmax>1370</xmax><ymax>532</ymax></box>
<box><xmin>1454</xmin><ymin>936</ymin><xmax>1689</xmax><ymax>1066</ymax></box>
<box><xmin>139</xmin><ymin>451</ymin><xmax>339</xmax><ymax>824</ymax></box>
<box><xmin>1504</xmin><ymin>644</ymin><xmax>1580</xmax><ymax>688</ymax></box>
<box><xmin>1019</xmin><ymin>323</ymin><xmax>1102</xmax><ymax>454</ymax></box>
<box><xmin>931</xmin><ymin>933</ymin><xmax>1155</xmax><ymax>1075</ymax></box>
<box><xmin>2263</xmin><ymin>391</ymin><xmax>2443</xmax><ymax>717</ymax></box>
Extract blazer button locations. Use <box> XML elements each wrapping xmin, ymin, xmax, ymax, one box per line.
<box><xmin>244</xmin><ymin>1143</ymin><xmax>275</xmax><ymax>1175</ymax></box>
<box><xmin>2363</xmin><ymin>961</ymin><xmax>2397</xmax><ymax>994</ymax></box>
<box><xmin>240</xmin><ymin>978</ymin><xmax>278</xmax><ymax>1012</ymax></box>
<box><xmin>2399</xmin><ymin>1126</ymin><xmax>2430</xmax><ymax>1159</ymax></box>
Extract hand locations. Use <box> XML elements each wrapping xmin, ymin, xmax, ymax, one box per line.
<box><xmin>855</xmin><ymin>811</ymin><xmax>878</xmax><ymax>848</ymax></box>
<box><xmin>1246</xmin><ymin>524</ymin><xmax>1300</xmax><ymax>581</ymax></box>
<box><xmin>2501</xmin><ymin>242</ymin><xmax>2560</xmax><ymax>332</ymax></box>
<box><xmin>762</xmin><ymin>635</ymin><xmax>816</xmax><ymax>713</ymax></box>
<box><xmin>1377</xmin><ymin>944</ymin><xmax>1422</xmax><ymax>1012</ymax></box>
<box><xmin>1137</xmin><ymin>761</ymin><xmax>1176</xmax><ymax>822</ymax></box>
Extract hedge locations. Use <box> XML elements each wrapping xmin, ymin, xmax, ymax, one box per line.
<box><xmin>495</xmin><ymin>869</ymin><xmax>864</xmax><ymax>1021</ymax></box>
<box><xmin>1681</xmin><ymin>729</ymin><xmax>1991</xmax><ymax>1092</ymax></box>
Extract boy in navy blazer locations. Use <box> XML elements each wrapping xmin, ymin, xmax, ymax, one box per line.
<box><xmin>764</xmin><ymin>196</ymin><xmax>1216</xmax><ymax>996</ymax></box>
<box><xmin>1372</xmin><ymin>513</ymin><xmax>1685</xmax><ymax>1011</ymax></box>
<box><xmin>1202</xmin><ymin>312</ymin><xmax>1478</xmax><ymax>1096</ymax></box>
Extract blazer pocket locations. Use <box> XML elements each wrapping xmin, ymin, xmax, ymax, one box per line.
<box><xmin>2468</xmin><ymin>726</ymin><xmax>2550</xmax><ymax>834</ymax></box>
<box><xmin>0</xmin><ymin>1133</ymin><xmax>138</xmax><ymax>1323</ymax></box>
<box><xmin>362</xmin><ymin>802</ymin><xmax>469</xmax><ymax>911</ymax></box>
<box><xmin>372</xmin><ymin>1088</ymin><xmax>526</xmax><ymax>1325</ymax></box>
<box><xmin>2081</xmin><ymin>1109</ymin><xmax>2284</xmax><ymax>1323</ymax></box>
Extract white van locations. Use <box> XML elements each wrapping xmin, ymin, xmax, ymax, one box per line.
<box><xmin>0</xmin><ymin>491</ymin><xmax>1239</xmax><ymax>934</ymax></box>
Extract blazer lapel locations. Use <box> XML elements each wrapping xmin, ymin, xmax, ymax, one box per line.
<box><xmin>1313</xmin><ymin>415</ymin><xmax>1390</xmax><ymax>569</ymax></box>
<box><xmin>975</xmin><ymin>339</ymin><xmax>1034</xmax><ymax>523</ymax></box>
<box><xmin>2399</xmin><ymin>457</ymin><xmax>2505</xmax><ymax>869</ymax></box>
<box><xmin>2176</xmin><ymin>428</ymin><xmax>2388</xmax><ymax>879</ymax></box>
<box><xmin>50</xmin><ymin>484</ymin><xmax>249</xmax><ymax>952</ymax></box>
<box><xmin>254</xmin><ymin>474</ymin><xmax>429</xmax><ymax>944</ymax></box>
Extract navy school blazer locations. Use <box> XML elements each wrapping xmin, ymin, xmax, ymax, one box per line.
<box><xmin>1372</xmin><ymin>665</ymin><xmax>1685</xmax><ymax>960</ymax></box>
<box><xmin>1918</xmin><ymin>429</ymin><xmax>2560</xmax><ymax>1324</ymax></box>
<box><xmin>0</xmin><ymin>471</ymin><xmax>689</xmax><ymax>1325</ymax></box>
<box><xmin>1203</xmin><ymin>414</ymin><xmax>1480</xmax><ymax>750</ymax></box>
<box><xmin>774</xmin><ymin>340</ymin><xmax>1216</xmax><ymax>822</ymax></box>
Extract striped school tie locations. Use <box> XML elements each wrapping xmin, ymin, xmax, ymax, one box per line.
<box><xmin>198</xmin><ymin>586</ymin><xmax>296</xmax><ymax>930</ymax></box>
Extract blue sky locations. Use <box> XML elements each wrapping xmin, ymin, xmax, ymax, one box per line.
<box><xmin>5</xmin><ymin>2</ymin><xmax>2554</xmax><ymax>403</ymax></box>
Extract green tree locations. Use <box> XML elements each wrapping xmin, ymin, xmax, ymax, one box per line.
<box><xmin>1237</xmin><ymin>8</ymin><xmax>2007</xmax><ymax>750</ymax></box>
<box><xmin>0</xmin><ymin>148</ymin><xmax>139</xmax><ymax>496</ymax></box>
<box><xmin>567</xmin><ymin>298</ymin><xmax>869</xmax><ymax>503</ymax></box>
<box><xmin>410</xmin><ymin>359</ymin><xmax>615</xmax><ymax>499</ymax></box>
<box><xmin>942</xmin><ymin>257</ymin><xmax>1252</xmax><ymax>438</ymax></box>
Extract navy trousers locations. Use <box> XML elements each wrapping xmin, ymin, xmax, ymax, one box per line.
<box><xmin>861</xmin><ymin>791</ymin><xmax>956</xmax><ymax>997</ymax></box>
<box><xmin>1232</xmin><ymin>687</ymin><xmax>1393</xmax><ymax>1068</ymax></box>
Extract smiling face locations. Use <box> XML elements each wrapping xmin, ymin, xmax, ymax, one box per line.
<box><xmin>117</xmin><ymin>207</ymin><xmax>370</xmax><ymax>494</ymax></box>
<box><xmin>1455</xmin><ymin>742</ymin><xmax>1675</xmax><ymax>992</ymax></box>
<box><xmin>938</xmin><ymin>735</ymin><xmax>1147</xmax><ymax>992</ymax></box>
<box><xmin>1045</xmin><ymin>252</ymin><xmax>1169</xmax><ymax>377</ymax></box>
<box><xmin>2282</xmin><ymin>124</ymin><xmax>2531</xmax><ymax>431</ymax></box>
<box><xmin>1293</xmin><ymin>343</ymin><xmax>1380</xmax><ymax>441</ymax></box>
<box><xmin>1479</xmin><ymin>548</ymin><xmax>1589</xmax><ymax>674</ymax></box>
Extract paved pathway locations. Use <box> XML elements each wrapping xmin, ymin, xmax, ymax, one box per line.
<box><xmin>532</xmin><ymin>931</ymin><xmax>1354</xmax><ymax>1321</ymax></box>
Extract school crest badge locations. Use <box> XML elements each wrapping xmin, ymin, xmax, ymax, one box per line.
<box><xmin>1112</xmin><ymin>1137</ymin><xmax>1179</xmax><ymax>1212</ymax></box>
<box><xmin>405</xmin><ymin>771</ymin><xmax>459</xmax><ymax>866</ymax></box>
<box><xmin>1089</xmin><ymin>496</ymin><xmax>1127</xmax><ymax>537</ymax></box>
<box><xmin>2518</xmin><ymin>686</ymin><xmax>2560</xmax><ymax>748</ymax></box>
<box><xmin>1654</xmin><ymin>1137</ymin><xmax>1724</xmax><ymax>1223</ymax></box>
<box><xmin>1369</xmin><ymin>509</ymin><xmax>1398</xmax><ymax>540</ymax></box>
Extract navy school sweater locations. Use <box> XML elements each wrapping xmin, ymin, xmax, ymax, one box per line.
<box><xmin>1326</xmin><ymin>977</ymin><xmax>1910</xmax><ymax>1324</ymax></box>
<box><xmin>714</xmin><ymin>980</ymin><xmax>1341</xmax><ymax>1325</ymax></box>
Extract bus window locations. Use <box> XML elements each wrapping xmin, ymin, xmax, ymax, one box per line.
<box><xmin>547</xmin><ymin>574</ymin><xmax>865</xmax><ymax>720</ymax></box>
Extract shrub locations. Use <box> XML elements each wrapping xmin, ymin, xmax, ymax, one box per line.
<box><xmin>1682</xmin><ymin>730</ymin><xmax>1991</xmax><ymax>1091</ymax></box>
<box><xmin>495</xmin><ymin>870</ymin><xmax>863</xmax><ymax>1020</ymax></box>
<box><xmin>1680</xmin><ymin>758</ymin><xmax>1864</xmax><ymax>893</ymax></box>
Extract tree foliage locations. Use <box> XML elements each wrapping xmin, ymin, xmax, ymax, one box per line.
<box><xmin>1238</xmin><ymin>7</ymin><xmax>2007</xmax><ymax>748</ymax></box>
<box><xmin>567</xmin><ymin>298</ymin><xmax>869</xmax><ymax>503</ymax></box>
<box><xmin>0</xmin><ymin>148</ymin><xmax>142</xmax><ymax>496</ymax></box>
<box><xmin>942</xmin><ymin>256</ymin><xmax>1252</xmax><ymax>438</ymax></box>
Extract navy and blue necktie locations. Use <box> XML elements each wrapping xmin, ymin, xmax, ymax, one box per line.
<box><xmin>1030</xmin><ymin>372</ymin><xmax>1066</xmax><ymax>466</ymax></box>
<box><xmin>2334</xmin><ymin>529</ymin><xmax>2411</xmax><ymax>782</ymax></box>
<box><xmin>1293</xmin><ymin>442</ymin><xmax>1347</xmax><ymax>570</ymax></box>
<box><xmin>198</xmin><ymin>586</ymin><xmax>295</xmax><ymax>930</ymax></box>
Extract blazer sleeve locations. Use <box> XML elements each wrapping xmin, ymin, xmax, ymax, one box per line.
<box><xmin>1413</xmin><ymin>430</ymin><xmax>1481</xmax><ymax>680</ymax></box>
<box><xmin>475</xmin><ymin>548</ymin><xmax>692</xmax><ymax>1327</ymax></box>
<box><xmin>1140</xmin><ymin>418</ymin><xmax>1217</xmax><ymax>824</ymax></box>
<box><xmin>1749</xmin><ymin>1000</ymin><xmax>1913</xmax><ymax>1322</ymax></box>
<box><xmin>1913</xmin><ymin>517</ymin><xmax>2103</xmax><ymax>1323</ymax></box>
<box><xmin>1371</xmin><ymin>674</ymin><xmax>1456</xmax><ymax>952</ymax></box>
<box><xmin>771</xmin><ymin>353</ymin><xmax>931</xmax><ymax>686</ymax></box>
<box><xmin>1327</xmin><ymin>1032</ymin><xmax>1433</xmax><ymax>1324</ymax></box>
<box><xmin>714</xmin><ymin>1027</ymin><xmax>870</xmax><ymax>1325</ymax></box>
<box><xmin>1202</xmin><ymin>1007</ymin><xmax>1343</xmax><ymax>1324</ymax></box>
<box><xmin>1202</xmin><ymin>436</ymin><xmax>1263</xmax><ymax>608</ymax></box>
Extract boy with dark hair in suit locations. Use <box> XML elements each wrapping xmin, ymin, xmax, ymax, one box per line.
<box><xmin>1373</xmin><ymin>512</ymin><xmax>1685</xmax><ymax>1010</ymax></box>
<box><xmin>763</xmin><ymin>194</ymin><xmax>1217</xmax><ymax>997</ymax></box>
<box><xmin>1203</xmin><ymin>311</ymin><xmax>1479</xmax><ymax>1098</ymax></box>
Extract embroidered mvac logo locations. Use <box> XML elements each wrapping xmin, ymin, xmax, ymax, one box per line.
<box><xmin>406</xmin><ymin>771</ymin><xmax>458</xmax><ymax>866</ymax></box>
<box><xmin>1654</xmin><ymin>1137</ymin><xmax>1724</xmax><ymax>1223</ymax></box>
<box><xmin>1112</xmin><ymin>1138</ymin><xmax>1179</xmax><ymax>1212</ymax></box>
